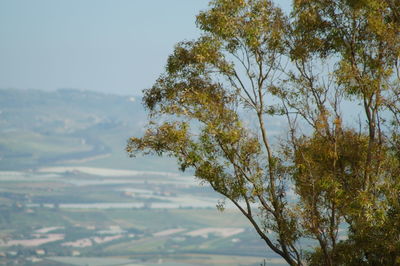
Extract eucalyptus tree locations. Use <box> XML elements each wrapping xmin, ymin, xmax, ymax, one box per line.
<box><xmin>127</xmin><ymin>0</ymin><xmax>400</xmax><ymax>264</ymax></box>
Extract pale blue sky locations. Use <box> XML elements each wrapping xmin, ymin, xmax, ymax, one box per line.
<box><xmin>0</xmin><ymin>0</ymin><xmax>291</xmax><ymax>95</ymax></box>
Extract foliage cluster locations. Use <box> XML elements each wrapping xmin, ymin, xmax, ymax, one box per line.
<box><xmin>128</xmin><ymin>0</ymin><xmax>400</xmax><ymax>265</ymax></box>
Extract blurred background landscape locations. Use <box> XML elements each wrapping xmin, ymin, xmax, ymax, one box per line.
<box><xmin>0</xmin><ymin>88</ymin><xmax>286</xmax><ymax>265</ymax></box>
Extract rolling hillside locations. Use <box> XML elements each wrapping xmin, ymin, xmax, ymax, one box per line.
<box><xmin>0</xmin><ymin>88</ymin><xmax>177</xmax><ymax>171</ymax></box>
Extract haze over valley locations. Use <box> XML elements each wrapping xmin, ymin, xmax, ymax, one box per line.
<box><xmin>0</xmin><ymin>88</ymin><xmax>286</xmax><ymax>265</ymax></box>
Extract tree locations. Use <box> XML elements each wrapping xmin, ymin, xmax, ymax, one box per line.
<box><xmin>127</xmin><ymin>0</ymin><xmax>400</xmax><ymax>264</ymax></box>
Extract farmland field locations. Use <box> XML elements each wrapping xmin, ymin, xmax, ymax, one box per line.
<box><xmin>0</xmin><ymin>168</ymin><xmax>286</xmax><ymax>265</ymax></box>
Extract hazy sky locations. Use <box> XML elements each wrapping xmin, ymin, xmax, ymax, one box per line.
<box><xmin>0</xmin><ymin>0</ymin><xmax>291</xmax><ymax>96</ymax></box>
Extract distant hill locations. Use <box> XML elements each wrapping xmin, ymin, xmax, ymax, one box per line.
<box><xmin>0</xmin><ymin>88</ymin><xmax>177</xmax><ymax>171</ymax></box>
